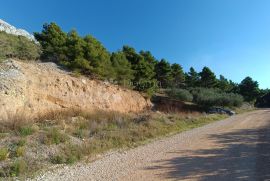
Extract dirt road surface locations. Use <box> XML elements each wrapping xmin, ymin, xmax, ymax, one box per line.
<box><xmin>34</xmin><ymin>109</ymin><xmax>270</xmax><ymax>181</ymax></box>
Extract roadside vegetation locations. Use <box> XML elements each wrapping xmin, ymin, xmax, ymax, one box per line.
<box><xmin>0</xmin><ymin>109</ymin><xmax>227</xmax><ymax>178</ymax></box>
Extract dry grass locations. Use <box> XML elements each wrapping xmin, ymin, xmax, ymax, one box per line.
<box><xmin>0</xmin><ymin>108</ymin><xmax>227</xmax><ymax>178</ymax></box>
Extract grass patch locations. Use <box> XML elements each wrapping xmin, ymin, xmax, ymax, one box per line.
<box><xmin>0</xmin><ymin>159</ymin><xmax>28</xmax><ymax>177</ymax></box>
<box><xmin>51</xmin><ymin>143</ymin><xmax>84</xmax><ymax>164</ymax></box>
<box><xmin>18</xmin><ymin>126</ymin><xmax>34</xmax><ymax>136</ymax></box>
<box><xmin>43</xmin><ymin>127</ymin><xmax>68</xmax><ymax>145</ymax></box>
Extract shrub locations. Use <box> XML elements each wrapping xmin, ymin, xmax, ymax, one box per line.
<box><xmin>165</xmin><ymin>88</ymin><xmax>193</xmax><ymax>102</ymax></box>
<box><xmin>19</xmin><ymin>126</ymin><xmax>34</xmax><ymax>136</ymax></box>
<box><xmin>16</xmin><ymin>146</ymin><xmax>25</xmax><ymax>157</ymax></box>
<box><xmin>191</xmin><ymin>88</ymin><xmax>243</xmax><ymax>107</ymax></box>
<box><xmin>51</xmin><ymin>143</ymin><xmax>83</xmax><ymax>164</ymax></box>
<box><xmin>17</xmin><ymin>139</ymin><xmax>26</xmax><ymax>147</ymax></box>
<box><xmin>74</xmin><ymin>128</ymin><xmax>88</xmax><ymax>139</ymax></box>
<box><xmin>44</xmin><ymin>128</ymin><xmax>68</xmax><ymax>145</ymax></box>
<box><xmin>0</xmin><ymin>159</ymin><xmax>28</xmax><ymax>177</ymax></box>
<box><xmin>0</xmin><ymin>31</ymin><xmax>40</xmax><ymax>60</ymax></box>
<box><xmin>51</xmin><ymin>155</ymin><xmax>65</xmax><ymax>164</ymax></box>
<box><xmin>10</xmin><ymin>159</ymin><xmax>27</xmax><ymax>177</ymax></box>
<box><xmin>0</xmin><ymin>148</ymin><xmax>9</xmax><ymax>161</ymax></box>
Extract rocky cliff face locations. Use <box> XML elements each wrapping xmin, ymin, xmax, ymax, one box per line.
<box><xmin>0</xmin><ymin>60</ymin><xmax>151</xmax><ymax>121</ymax></box>
<box><xmin>0</xmin><ymin>19</ymin><xmax>37</xmax><ymax>42</ymax></box>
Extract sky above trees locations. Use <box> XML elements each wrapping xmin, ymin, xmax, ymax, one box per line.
<box><xmin>1</xmin><ymin>0</ymin><xmax>270</xmax><ymax>88</ymax></box>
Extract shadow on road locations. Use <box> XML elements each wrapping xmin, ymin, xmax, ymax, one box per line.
<box><xmin>145</xmin><ymin>118</ymin><xmax>270</xmax><ymax>181</ymax></box>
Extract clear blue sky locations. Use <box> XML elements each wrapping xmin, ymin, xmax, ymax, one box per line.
<box><xmin>1</xmin><ymin>0</ymin><xmax>270</xmax><ymax>88</ymax></box>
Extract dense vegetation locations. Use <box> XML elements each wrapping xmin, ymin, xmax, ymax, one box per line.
<box><xmin>191</xmin><ymin>88</ymin><xmax>243</xmax><ymax>107</ymax></box>
<box><xmin>0</xmin><ymin>22</ymin><xmax>265</xmax><ymax>106</ymax></box>
<box><xmin>256</xmin><ymin>90</ymin><xmax>270</xmax><ymax>107</ymax></box>
<box><xmin>0</xmin><ymin>31</ymin><xmax>40</xmax><ymax>61</ymax></box>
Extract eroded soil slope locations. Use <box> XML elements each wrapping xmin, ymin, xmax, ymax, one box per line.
<box><xmin>0</xmin><ymin>59</ymin><xmax>151</xmax><ymax>121</ymax></box>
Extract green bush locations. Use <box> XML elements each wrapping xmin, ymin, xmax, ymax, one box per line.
<box><xmin>0</xmin><ymin>31</ymin><xmax>40</xmax><ymax>60</ymax></box>
<box><xmin>165</xmin><ymin>89</ymin><xmax>193</xmax><ymax>102</ymax></box>
<box><xmin>16</xmin><ymin>146</ymin><xmax>25</xmax><ymax>157</ymax></box>
<box><xmin>17</xmin><ymin>139</ymin><xmax>26</xmax><ymax>147</ymax></box>
<box><xmin>191</xmin><ymin>88</ymin><xmax>243</xmax><ymax>107</ymax></box>
<box><xmin>0</xmin><ymin>148</ymin><xmax>9</xmax><ymax>161</ymax></box>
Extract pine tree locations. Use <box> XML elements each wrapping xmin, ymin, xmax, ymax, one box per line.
<box><xmin>199</xmin><ymin>67</ymin><xmax>217</xmax><ymax>88</ymax></box>
<box><xmin>171</xmin><ymin>63</ymin><xmax>185</xmax><ymax>88</ymax></box>
<box><xmin>218</xmin><ymin>75</ymin><xmax>231</xmax><ymax>91</ymax></box>
<box><xmin>34</xmin><ymin>22</ymin><xmax>67</xmax><ymax>62</ymax></box>
<box><xmin>111</xmin><ymin>51</ymin><xmax>134</xmax><ymax>86</ymax></box>
<box><xmin>83</xmin><ymin>35</ymin><xmax>113</xmax><ymax>79</ymax></box>
<box><xmin>185</xmin><ymin>67</ymin><xmax>200</xmax><ymax>87</ymax></box>
<box><xmin>155</xmin><ymin>59</ymin><xmax>172</xmax><ymax>88</ymax></box>
<box><xmin>239</xmin><ymin>76</ymin><xmax>260</xmax><ymax>102</ymax></box>
<box><xmin>139</xmin><ymin>50</ymin><xmax>158</xmax><ymax>65</ymax></box>
<box><xmin>122</xmin><ymin>46</ymin><xmax>157</xmax><ymax>94</ymax></box>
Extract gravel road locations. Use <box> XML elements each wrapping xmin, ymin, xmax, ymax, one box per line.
<box><xmin>33</xmin><ymin>109</ymin><xmax>270</xmax><ymax>181</ymax></box>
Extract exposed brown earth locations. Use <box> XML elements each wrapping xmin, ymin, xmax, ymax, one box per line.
<box><xmin>0</xmin><ymin>60</ymin><xmax>151</xmax><ymax>121</ymax></box>
<box><xmin>33</xmin><ymin>109</ymin><xmax>270</xmax><ymax>181</ymax></box>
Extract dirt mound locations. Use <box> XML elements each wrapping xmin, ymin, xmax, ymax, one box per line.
<box><xmin>0</xmin><ymin>59</ymin><xmax>151</xmax><ymax>121</ymax></box>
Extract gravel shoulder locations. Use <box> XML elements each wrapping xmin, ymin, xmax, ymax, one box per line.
<box><xmin>33</xmin><ymin>109</ymin><xmax>270</xmax><ymax>181</ymax></box>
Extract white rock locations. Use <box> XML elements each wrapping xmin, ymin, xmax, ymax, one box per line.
<box><xmin>0</xmin><ymin>19</ymin><xmax>37</xmax><ymax>43</ymax></box>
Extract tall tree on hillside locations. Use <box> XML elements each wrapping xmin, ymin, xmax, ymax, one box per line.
<box><xmin>34</xmin><ymin>22</ymin><xmax>67</xmax><ymax>62</ymax></box>
<box><xmin>139</xmin><ymin>51</ymin><xmax>158</xmax><ymax>65</ymax></box>
<box><xmin>171</xmin><ymin>63</ymin><xmax>185</xmax><ymax>88</ymax></box>
<box><xmin>64</xmin><ymin>30</ymin><xmax>91</xmax><ymax>71</ymax></box>
<box><xmin>239</xmin><ymin>76</ymin><xmax>260</xmax><ymax>102</ymax></box>
<box><xmin>185</xmin><ymin>67</ymin><xmax>200</xmax><ymax>87</ymax></box>
<box><xmin>218</xmin><ymin>75</ymin><xmax>231</xmax><ymax>91</ymax></box>
<box><xmin>122</xmin><ymin>46</ymin><xmax>141</xmax><ymax>64</ymax></box>
<box><xmin>199</xmin><ymin>67</ymin><xmax>217</xmax><ymax>88</ymax></box>
<box><xmin>122</xmin><ymin>46</ymin><xmax>157</xmax><ymax>94</ymax></box>
<box><xmin>227</xmin><ymin>80</ymin><xmax>239</xmax><ymax>93</ymax></box>
<box><xmin>66</xmin><ymin>30</ymin><xmax>85</xmax><ymax>60</ymax></box>
<box><xmin>155</xmin><ymin>59</ymin><xmax>172</xmax><ymax>88</ymax></box>
<box><xmin>83</xmin><ymin>35</ymin><xmax>113</xmax><ymax>78</ymax></box>
<box><xmin>110</xmin><ymin>51</ymin><xmax>134</xmax><ymax>86</ymax></box>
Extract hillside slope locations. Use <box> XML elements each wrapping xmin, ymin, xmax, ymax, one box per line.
<box><xmin>0</xmin><ymin>59</ymin><xmax>151</xmax><ymax>121</ymax></box>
